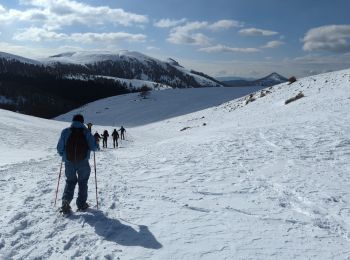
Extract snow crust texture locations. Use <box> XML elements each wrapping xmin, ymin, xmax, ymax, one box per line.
<box><xmin>1</xmin><ymin>69</ymin><xmax>350</xmax><ymax>259</ymax></box>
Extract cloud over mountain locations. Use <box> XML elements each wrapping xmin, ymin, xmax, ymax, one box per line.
<box><xmin>13</xmin><ymin>27</ymin><xmax>147</xmax><ymax>43</ymax></box>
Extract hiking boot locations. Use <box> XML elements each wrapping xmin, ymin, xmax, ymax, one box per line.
<box><xmin>77</xmin><ymin>202</ymin><xmax>90</xmax><ymax>212</ymax></box>
<box><xmin>60</xmin><ymin>200</ymin><xmax>72</xmax><ymax>214</ymax></box>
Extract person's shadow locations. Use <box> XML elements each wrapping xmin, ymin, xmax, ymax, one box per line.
<box><xmin>70</xmin><ymin>209</ymin><xmax>162</xmax><ymax>249</ymax></box>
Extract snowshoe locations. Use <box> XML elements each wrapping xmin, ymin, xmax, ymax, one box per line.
<box><xmin>59</xmin><ymin>201</ymin><xmax>72</xmax><ymax>215</ymax></box>
<box><xmin>77</xmin><ymin>202</ymin><xmax>90</xmax><ymax>212</ymax></box>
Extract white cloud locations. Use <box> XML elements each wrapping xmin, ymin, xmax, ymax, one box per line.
<box><xmin>262</xmin><ymin>40</ymin><xmax>284</xmax><ymax>49</ymax></box>
<box><xmin>168</xmin><ymin>31</ymin><xmax>210</xmax><ymax>46</ymax></box>
<box><xmin>146</xmin><ymin>46</ymin><xmax>160</xmax><ymax>51</ymax></box>
<box><xmin>0</xmin><ymin>4</ymin><xmax>6</xmax><ymax>13</ymax></box>
<box><xmin>198</xmin><ymin>44</ymin><xmax>260</xmax><ymax>53</ymax></box>
<box><xmin>0</xmin><ymin>0</ymin><xmax>149</xmax><ymax>29</ymax></box>
<box><xmin>167</xmin><ymin>20</ymin><xmax>240</xmax><ymax>46</ymax></box>
<box><xmin>239</xmin><ymin>27</ymin><xmax>278</xmax><ymax>37</ymax></box>
<box><xmin>154</xmin><ymin>18</ymin><xmax>187</xmax><ymax>28</ymax></box>
<box><xmin>198</xmin><ymin>41</ymin><xmax>284</xmax><ymax>53</ymax></box>
<box><xmin>0</xmin><ymin>41</ymin><xmax>84</xmax><ymax>58</ymax></box>
<box><xmin>13</xmin><ymin>27</ymin><xmax>147</xmax><ymax>43</ymax></box>
<box><xmin>208</xmin><ymin>19</ymin><xmax>243</xmax><ymax>31</ymax></box>
<box><xmin>291</xmin><ymin>53</ymin><xmax>350</xmax><ymax>65</ymax></box>
<box><xmin>176</xmin><ymin>21</ymin><xmax>209</xmax><ymax>32</ymax></box>
<box><xmin>302</xmin><ymin>25</ymin><xmax>350</xmax><ymax>53</ymax></box>
<box><xmin>167</xmin><ymin>21</ymin><xmax>210</xmax><ymax>45</ymax></box>
<box><xmin>13</xmin><ymin>27</ymin><xmax>67</xmax><ymax>41</ymax></box>
<box><xmin>70</xmin><ymin>32</ymin><xmax>147</xmax><ymax>43</ymax></box>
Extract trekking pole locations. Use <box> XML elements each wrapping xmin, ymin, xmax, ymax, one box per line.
<box><xmin>94</xmin><ymin>152</ymin><xmax>99</xmax><ymax>209</ymax></box>
<box><xmin>54</xmin><ymin>160</ymin><xmax>63</xmax><ymax>207</ymax></box>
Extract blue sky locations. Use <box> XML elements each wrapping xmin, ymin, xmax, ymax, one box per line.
<box><xmin>0</xmin><ymin>0</ymin><xmax>350</xmax><ymax>78</ymax></box>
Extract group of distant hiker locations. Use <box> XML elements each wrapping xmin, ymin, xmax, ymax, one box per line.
<box><xmin>93</xmin><ymin>126</ymin><xmax>126</xmax><ymax>150</ymax></box>
<box><xmin>56</xmin><ymin>114</ymin><xmax>126</xmax><ymax>214</ymax></box>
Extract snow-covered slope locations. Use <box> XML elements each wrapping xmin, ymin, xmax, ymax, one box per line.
<box><xmin>44</xmin><ymin>51</ymin><xmax>222</xmax><ymax>88</ymax></box>
<box><xmin>0</xmin><ymin>51</ymin><xmax>40</xmax><ymax>65</ymax></box>
<box><xmin>1</xmin><ymin>69</ymin><xmax>350</xmax><ymax>259</ymax></box>
<box><xmin>56</xmin><ymin>86</ymin><xmax>266</xmax><ymax>126</ymax></box>
<box><xmin>45</xmin><ymin>51</ymin><xmax>159</xmax><ymax>66</ymax></box>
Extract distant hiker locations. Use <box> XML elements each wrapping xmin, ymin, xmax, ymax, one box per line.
<box><xmin>112</xmin><ymin>129</ymin><xmax>119</xmax><ymax>148</ymax></box>
<box><xmin>87</xmin><ymin>122</ymin><xmax>93</xmax><ymax>132</ymax></box>
<box><xmin>94</xmin><ymin>131</ymin><xmax>101</xmax><ymax>150</ymax></box>
<box><xmin>56</xmin><ymin>114</ymin><xmax>97</xmax><ymax>214</ymax></box>
<box><xmin>102</xmin><ymin>130</ymin><xmax>109</xmax><ymax>148</ymax></box>
<box><xmin>119</xmin><ymin>126</ymin><xmax>126</xmax><ymax>140</ymax></box>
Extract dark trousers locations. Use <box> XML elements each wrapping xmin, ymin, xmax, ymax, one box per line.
<box><xmin>62</xmin><ymin>160</ymin><xmax>91</xmax><ymax>208</ymax></box>
<box><xmin>103</xmin><ymin>138</ymin><xmax>107</xmax><ymax>148</ymax></box>
<box><xmin>121</xmin><ymin>132</ymin><xmax>125</xmax><ymax>140</ymax></box>
<box><xmin>113</xmin><ymin>138</ymin><xmax>118</xmax><ymax>148</ymax></box>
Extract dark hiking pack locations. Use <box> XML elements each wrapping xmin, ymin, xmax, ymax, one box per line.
<box><xmin>112</xmin><ymin>130</ymin><xmax>119</xmax><ymax>139</ymax></box>
<box><xmin>66</xmin><ymin>128</ymin><xmax>89</xmax><ymax>162</ymax></box>
<box><xmin>102</xmin><ymin>130</ymin><xmax>109</xmax><ymax>139</ymax></box>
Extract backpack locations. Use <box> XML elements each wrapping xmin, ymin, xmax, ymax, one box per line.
<box><xmin>66</xmin><ymin>128</ymin><xmax>89</xmax><ymax>162</ymax></box>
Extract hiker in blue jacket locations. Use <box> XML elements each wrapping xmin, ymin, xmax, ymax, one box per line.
<box><xmin>57</xmin><ymin>114</ymin><xmax>97</xmax><ymax>213</ymax></box>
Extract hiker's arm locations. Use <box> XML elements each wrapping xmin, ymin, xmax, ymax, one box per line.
<box><xmin>86</xmin><ymin>131</ymin><xmax>97</xmax><ymax>151</ymax></box>
<box><xmin>56</xmin><ymin>130</ymin><xmax>66</xmax><ymax>156</ymax></box>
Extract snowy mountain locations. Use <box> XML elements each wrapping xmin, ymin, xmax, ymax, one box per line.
<box><xmin>0</xmin><ymin>50</ymin><xmax>222</xmax><ymax>89</ymax></box>
<box><xmin>1</xmin><ymin>68</ymin><xmax>350</xmax><ymax>259</ymax></box>
<box><xmin>222</xmin><ymin>72</ymin><xmax>287</xmax><ymax>87</ymax></box>
<box><xmin>0</xmin><ymin>50</ymin><xmax>222</xmax><ymax>117</ymax></box>
<box><xmin>253</xmin><ymin>72</ymin><xmax>288</xmax><ymax>86</ymax></box>
<box><xmin>43</xmin><ymin>50</ymin><xmax>222</xmax><ymax>88</ymax></box>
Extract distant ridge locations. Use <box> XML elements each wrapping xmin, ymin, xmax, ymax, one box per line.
<box><xmin>222</xmin><ymin>72</ymin><xmax>288</xmax><ymax>87</ymax></box>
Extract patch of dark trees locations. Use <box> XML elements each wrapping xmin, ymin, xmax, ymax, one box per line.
<box><xmin>0</xmin><ymin>61</ymin><xmax>131</xmax><ymax>118</ymax></box>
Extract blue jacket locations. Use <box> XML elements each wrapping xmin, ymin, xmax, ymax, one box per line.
<box><xmin>57</xmin><ymin>121</ymin><xmax>97</xmax><ymax>162</ymax></box>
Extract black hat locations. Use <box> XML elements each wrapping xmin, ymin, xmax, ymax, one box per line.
<box><xmin>72</xmin><ymin>114</ymin><xmax>84</xmax><ymax>123</ymax></box>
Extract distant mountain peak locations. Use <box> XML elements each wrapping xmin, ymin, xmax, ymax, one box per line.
<box><xmin>253</xmin><ymin>72</ymin><xmax>287</xmax><ymax>86</ymax></box>
<box><xmin>221</xmin><ymin>72</ymin><xmax>287</xmax><ymax>87</ymax></box>
<box><xmin>264</xmin><ymin>72</ymin><xmax>287</xmax><ymax>81</ymax></box>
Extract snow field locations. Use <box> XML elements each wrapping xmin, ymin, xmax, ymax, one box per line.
<box><xmin>0</xmin><ymin>69</ymin><xmax>350</xmax><ymax>259</ymax></box>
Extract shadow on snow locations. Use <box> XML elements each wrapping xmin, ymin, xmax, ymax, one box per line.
<box><xmin>70</xmin><ymin>209</ymin><xmax>162</xmax><ymax>249</ymax></box>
